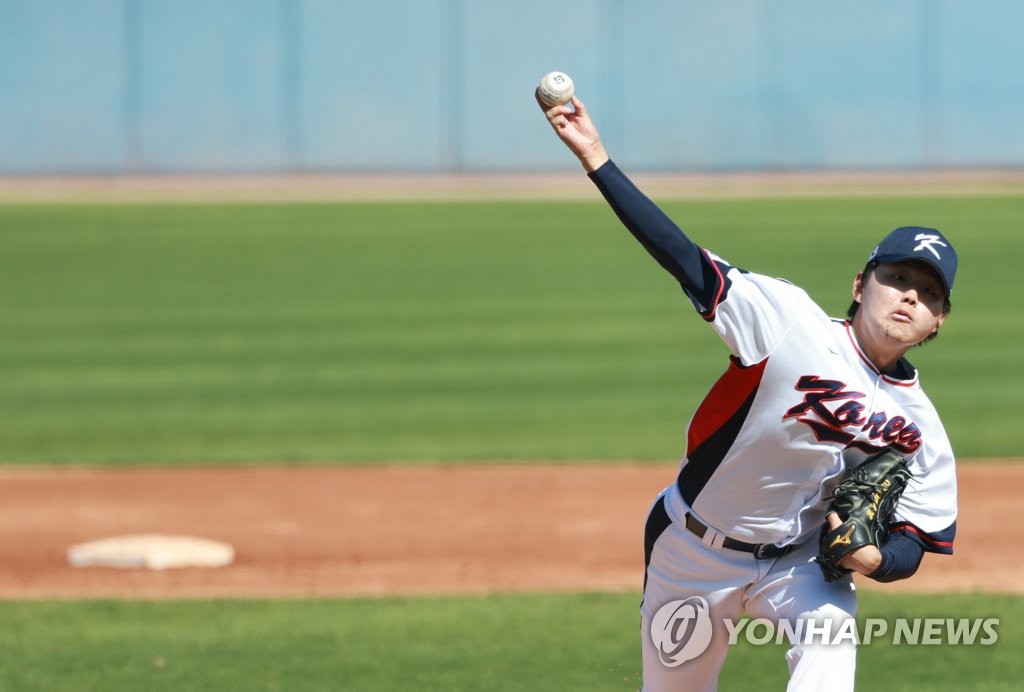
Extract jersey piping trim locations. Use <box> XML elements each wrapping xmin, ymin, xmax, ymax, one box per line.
<box><xmin>842</xmin><ymin>320</ymin><xmax>918</xmax><ymax>387</ymax></box>
<box><xmin>698</xmin><ymin>249</ymin><xmax>729</xmax><ymax>322</ymax></box>
<box><xmin>890</xmin><ymin>521</ymin><xmax>955</xmax><ymax>554</ymax></box>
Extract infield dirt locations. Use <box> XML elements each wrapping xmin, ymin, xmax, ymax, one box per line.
<box><xmin>0</xmin><ymin>462</ymin><xmax>1017</xmax><ymax>599</ymax></box>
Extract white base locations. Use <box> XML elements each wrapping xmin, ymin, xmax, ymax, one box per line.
<box><xmin>68</xmin><ymin>534</ymin><xmax>235</xmax><ymax>570</ymax></box>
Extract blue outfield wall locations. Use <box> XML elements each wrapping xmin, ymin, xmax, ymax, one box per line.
<box><xmin>1</xmin><ymin>0</ymin><xmax>1023</xmax><ymax>174</ymax></box>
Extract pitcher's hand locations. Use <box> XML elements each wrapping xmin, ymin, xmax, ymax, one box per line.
<box><xmin>535</xmin><ymin>91</ymin><xmax>609</xmax><ymax>172</ymax></box>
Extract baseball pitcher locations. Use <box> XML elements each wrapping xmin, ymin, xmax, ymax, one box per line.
<box><xmin>537</xmin><ymin>89</ymin><xmax>957</xmax><ymax>691</ymax></box>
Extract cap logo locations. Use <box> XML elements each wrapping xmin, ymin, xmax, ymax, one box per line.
<box><xmin>913</xmin><ymin>233</ymin><xmax>947</xmax><ymax>260</ymax></box>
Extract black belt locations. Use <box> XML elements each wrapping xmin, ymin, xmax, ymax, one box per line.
<box><xmin>684</xmin><ymin>513</ymin><xmax>794</xmax><ymax>560</ymax></box>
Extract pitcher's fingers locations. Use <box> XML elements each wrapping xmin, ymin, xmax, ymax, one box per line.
<box><xmin>535</xmin><ymin>89</ymin><xmax>572</xmax><ymax>115</ymax></box>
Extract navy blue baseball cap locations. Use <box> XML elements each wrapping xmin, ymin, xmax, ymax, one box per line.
<box><xmin>867</xmin><ymin>226</ymin><xmax>958</xmax><ymax>296</ymax></box>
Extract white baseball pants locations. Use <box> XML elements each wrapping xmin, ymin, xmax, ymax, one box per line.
<box><xmin>640</xmin><ymin>487</ymin><xmax>858</xmax><ymax>692</ymax></box>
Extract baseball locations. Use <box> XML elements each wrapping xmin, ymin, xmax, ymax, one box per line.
<box><xmin>537</xmin><ymin>71</ymin><xmax>574</xmax><ymax>107</ymax></box>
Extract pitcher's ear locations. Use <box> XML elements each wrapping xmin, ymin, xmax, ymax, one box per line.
<box><xmin>851</xmin><ymin>272</ymin><xmax>865</xmax><ymax>302</ymax></box>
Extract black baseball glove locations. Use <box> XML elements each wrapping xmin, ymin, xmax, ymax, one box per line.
<box><xmin>815</xmin><ymin>448</ymin><xmax>913</xmax><ymax>582</ymax></box>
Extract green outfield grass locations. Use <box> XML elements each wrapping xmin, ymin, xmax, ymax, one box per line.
<box><xmin>1</xmin><ymin>196</ymin><xmax>1021</xmax><ymax>465</ymax></box>
<box><xmin>0</xmin><ymin>591</ymin><xmax>1017</xmax><ymax>691</ymax></box>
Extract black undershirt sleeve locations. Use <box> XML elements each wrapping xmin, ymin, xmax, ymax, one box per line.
<box><xmin>588</xmin><ymin>160</ymin><xmax>714</xmax><ymax>303</ymax></box>
<box><xmin>870</xmin><ymin>532</ymin><xmax>926</xmax><ymax>582</ymax></box>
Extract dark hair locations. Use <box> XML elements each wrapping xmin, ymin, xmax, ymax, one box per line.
<box><xmin>847</xmin><ymin>262</ymin><xmax>951</xmax><ymax>345</ymax></box>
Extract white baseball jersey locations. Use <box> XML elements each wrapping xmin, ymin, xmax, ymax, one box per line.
<box><xmin>662</xmin><ymin>249</ymin><xmax>957</xmax><ymax>552</ymax></box>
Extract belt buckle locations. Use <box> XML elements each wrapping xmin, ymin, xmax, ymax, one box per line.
<box><xmin>753</xmin><ymin>543</ymin><xmax>773</xmax><ymax>560</ymax></box>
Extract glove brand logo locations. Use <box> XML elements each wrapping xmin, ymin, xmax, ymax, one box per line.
<box><xmin>650</xmin><ymin>597</ymin><xmax>713</xmax><ymax>667</ymax></box>
<box><xmin>867</xmin><ymin>479</ymin><xmax>890</xmax><ymax>520</ymax></box>
<box><xmin>829</xmin><ymin>524</ymin><xmax>856</xmax><ymax>549</ymax></box>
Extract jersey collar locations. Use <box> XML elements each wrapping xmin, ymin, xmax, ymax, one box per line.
<box><xmin>843</xmin><ymin>320</ymin><xmax>919</xmax><ymax>386</ymax></box>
